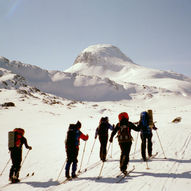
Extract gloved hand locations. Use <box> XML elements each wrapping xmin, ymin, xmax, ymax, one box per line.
<box><xmin>28</xmin><ymin>146</ymin><xmax>32</xmax><ymax>150</ymax></box>
<box><xmin>153</xmin><ymin>126</ymin><xmax>158</xmax><ymax>130</ymax></box>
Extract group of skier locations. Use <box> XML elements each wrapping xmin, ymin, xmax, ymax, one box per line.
<box><xmin>7</xmin><ymin>110</ymin><xmax>157</xmax><ymax>183</ymax></box>
<box><xmin>94</xmin><ymin>111</ymin><xmax>157</xmax><ymax>175</ymax></box>
<box><xmin>64</xmin><ymin>110</ymin><xmax>157</xmax><ymax>179</ymax></box>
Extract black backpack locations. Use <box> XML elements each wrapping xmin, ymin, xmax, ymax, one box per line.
<box><xmin>118</xmin><ymin>118</ymin><xmax>132</xmax><ymax>143</ymax></box>
<box><xmin>65</xmin><ymin>124</ymin><xmax>77</xmax><ymax>148</ymax></box>
<box><xmin>98</xmin><ymin>122</ymin><xmax>108</xmax><ymax>136</ymax></box>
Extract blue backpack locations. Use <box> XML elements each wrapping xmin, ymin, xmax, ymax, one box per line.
<box><xmin>140</xmin><ymin>111</ymin><xmax>151</xmax><ymax>134</ymax></box>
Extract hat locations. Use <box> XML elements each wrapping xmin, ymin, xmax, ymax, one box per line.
<box><xmin>118</xmin><ymin>112</ymin><xmax>129</xmax><ymax>121</ymax></box>
<box><xmin>76</xmin><ymin>121</ymin><xmax>81</xmax><ymax>128</ymax></box>
<box><xmin>14</xmin><ymin>128</ymin><xmax>25</xmax><ymax>136</ymax></box>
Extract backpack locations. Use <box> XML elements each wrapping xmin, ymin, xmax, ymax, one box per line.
<box><xmin>118</xmin><ymin>118</ymin><xmax>132</xmax><ymax>143</ymax></box>
<box><xmin>147</xmin><ymin>109</ymin><xmax>154</xmax><ymax>128</ymax></box>
<box><xmin>8</xmin><ymin>128</ymin><xmax>24</xmax><ymax>149</ymax></box>
<box><xmin>140</xmin><ymin>111</ymin><xmax>151</xmax><ymax>134</ymax></box>
<box><xmin>65</xmin><ymin>124</ymin><xmax>77</xmax><ymax>148</ymax></box>
<box><xmin>97</xmin><ymin>117</ymin><xmax>109</xmax><ymax>136</ymax></box>
<box><xmin>98</xmin><ymin>122</ymin><xmax>108</xmax><ymax>136</ymax></box>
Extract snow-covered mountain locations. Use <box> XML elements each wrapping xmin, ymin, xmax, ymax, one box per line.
<box><xmin>1</xmin><ymin>44</ymin><xmax>191</xmax><ymax>102</ymax></box>
<box><xmin>66</xmin><ymin>44</ymin><xmax>191</xmax><ymax>97</ymax></box>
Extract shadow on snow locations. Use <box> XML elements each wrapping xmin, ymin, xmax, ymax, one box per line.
<box><xmin>20</xmin><ymin>179</ymin><xmax>59</xmax><ymax>188</ymax></box>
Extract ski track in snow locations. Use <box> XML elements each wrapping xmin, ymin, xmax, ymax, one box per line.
<box><xmin>1</xmin><ymin>108</ymin><xmax>191</xmax><ymax>191</ymax></box>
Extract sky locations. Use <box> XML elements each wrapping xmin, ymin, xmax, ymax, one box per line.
<box><xmin>0</xmin><ymin>0</ymin><xmax>191</xmax><ymax>76</ymax></box>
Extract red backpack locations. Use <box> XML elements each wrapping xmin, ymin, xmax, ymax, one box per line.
<box><xmin>8</xmin><ymin>128</ymin><xmax>25</xmax><ymax>149</ymax></box>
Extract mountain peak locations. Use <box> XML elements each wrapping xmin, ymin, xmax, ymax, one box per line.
<box><xmin>73</xmin><ymin>44</ymin><xmax>134</xmax><ymax>66</ymax></box>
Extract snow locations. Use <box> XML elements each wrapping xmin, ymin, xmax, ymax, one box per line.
<box><xmin>0</xmin><ymin>44</ymin><xmax>191</xmax><ymax>190</ymax></box>
<box><xmin>0</xmin><ymin>89</ymin><xmax>190</xmax><ymax>191</ymax></box>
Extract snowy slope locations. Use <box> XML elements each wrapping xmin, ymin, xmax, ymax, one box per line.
<box><xmin>0</xmin><ymin>87</ymin><xmax>190</xmax><ymax>191</ymax></box>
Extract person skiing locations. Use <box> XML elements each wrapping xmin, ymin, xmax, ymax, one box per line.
<box><xmin>138</xmin><ymin>111</ymin><xmax>157</xmax><ymax>161</ymax></box>
<box><xmin>65</xmin><ymin>121</ymin><xmax>88</xmax><ymax>179</ymax></box>
<box><xmin>9</xmin><ymin>128</ymin><xmax>32</xmax><ymax>183</ymax></box>
<box><xmin>109</xmin><ymin>112</ymin><xmax>139</xmax><ymax>174</ymax></box>
<box><xmin>95</xmin><ymin>117</ymin><xmax>114</xmax><ymax>162</ymax></box>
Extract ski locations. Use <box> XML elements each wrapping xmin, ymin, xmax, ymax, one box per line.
<box><xmin>20</xmin><ymin>172</ymin><xmax>35</xmax><ymax>181</ymax></box>
<box><xmin>116</xmin><ymin>171</ymin><xmax>123</xmax><ymax>178</ymax></box>
<box><xmin>83</xmin><ymin>160</ymin><xmax>102</xmax><ymax>173</ymax></box>
<box><xmin>148</xmin><ymin>152</ymin><xmax>158</xmax><ymax>160</ymax></box>
<box><xmin>60</xmin><ymin>177</ymin><xmax>73</xmax><ymax>184</ymax></box>
<box><xmin>60</xmin><ymin>173</ymin><xmax>79</xmax><ymax>184</ymax></box>
<box><xmin>0</xmin><ymin>172</ymin><xmax>35</xmax><ymax>189</ymax></box>
<box><xmin>116</xmin><ymin>166</ymin><xmax>135</xmax><ymax>183</ymax></box>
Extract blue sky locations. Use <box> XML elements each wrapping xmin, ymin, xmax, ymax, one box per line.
<box><xmin>0</xmin><ymin>0</ymin><xmax>191</xmax><ymax>76</ymax></box>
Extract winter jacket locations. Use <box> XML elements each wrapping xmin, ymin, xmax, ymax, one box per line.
<box><xmin>95</xmin><ymin>122</ymin><xmax>113</xmax><ymax>138</ymax></box>
<box><xmin>66</xmin><ymin>128</ymin><xmax>88</xmax><ymax>151</ymax></box>
<box><xmin>76</xmin><ymin>130</ymin><xmax>88</xmax><ymax>148</ymax></box>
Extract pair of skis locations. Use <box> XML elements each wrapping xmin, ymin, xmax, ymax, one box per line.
<box><xmin>115</xmin><ymin>152</ymin><xmax>158</xmax><ymax>183</ymax></box>
<box><xmin>115</xmin><ymin>166</ymin><xmax>135</xmax><ymax>183</ymax></box>
<box><xmin>60</xmin><ymin>176</ymin><xmax>76</xmax><ymax>184</ymax></box>
<box><xmin>149</xmin><ymin>152</ymin><xmax>158</xmax><ymax>159</ymax></box>
<box><xmin>60</xmin><ymin>160</ymin><xmax>102</xmax><ymax>184</ymax></box>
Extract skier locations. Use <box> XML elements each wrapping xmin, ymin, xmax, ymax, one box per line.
<box><xmin>9</xmin><ymin>128</ymin><xmax>32</xmax><ymax>183</ymax></box>
<box><xmin>65</xmin><ymin>121</ymin><xmax>88</xmax><ymax>179</ymax></box>
<box><xmin>138</xmin><ymin>111</ymin><xmax>157</xmax><ymax>161</ymax></box>
<box><xmin>109</xmin><ymin>112</ymin><xmax>139</xmax><ymax>174</ymax></box>
<box><xmin>95</xmin><ymin>117</ymin><xmax>114</xmax><ymax>162</ymax></box>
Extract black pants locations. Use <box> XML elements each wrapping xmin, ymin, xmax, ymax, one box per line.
<box><xmin>65</xmin><ymin>147</ymin><xmax>79</xmax><ymax>177</ymax></box>
<box><xmin>119</xmin><ymin>141</ymin><xmax>132</xmax><ymax>172</ymax></box>
<box><xmin>141</xmin><ymin>133</ymin><xmax>153</xmax><ymax>159</ymax></box>
<box><xmin>99</xmin><ymin>136</ymin><xmax>108</xmax><ymax>161</ymax></box>
<box><xmin>9</xmin><ymin>148</ymin><xmax>22</xmax><ymax>179</ymax></box>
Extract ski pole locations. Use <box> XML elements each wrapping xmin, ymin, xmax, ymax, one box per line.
<box><xmin>133</xmin><ymin>132</ymin><xmax>139</xmax><ymax>159</ymax></box>
<box><xmin>110</xmin><ymin>141</ymin><xmax>113</xmax><ymax>158</ymax></box>
<box><xmin>106</xmin><ymin>142</ymin><xmax>111</xmax><ymax>160</ymax></box>
<box><xmin>21</xmin><ymin>149</ymin><xmax>30</xmax><ymax>167</ymax></box>
<box><xmin>87</xmin><ymin>139</ymin><xmax>96</xmax><ymax>165</ymax></box>
<box><xmin>57</xmin><ymin>160</ymin><xmax>66</xmax><ymax>181</ymax></box>
<box><xmin>156</xmin><ymin>130</ymin><xmax>167</xmax><ymax>159</ymax></box>
<box><xmin>98</xmin><ymin>160</ymin><xmax>105</xmax><ymax>179</ymax></box>
<box><xmin>0</xmin><ymin>158</ymin><xmax>11</xmax><ymax>176</ymax></box>
<box><xmin>145</xmin><ymin>160</ymin><xmax>150</xmax><ymax>170</ymax></box>
<box><xmin>78</xmin><ymin>141</ymin><xmax>87</xmax><ymax>173</ymax></box>
<box><xmin>98</xmin><ymin>142</ymin><xmax>111</xmax><ymax>178</ymax></box>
